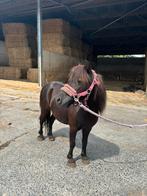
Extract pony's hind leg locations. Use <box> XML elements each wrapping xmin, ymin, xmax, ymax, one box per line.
<box><xmin>38</xmin><ymin>109</ymin><xmax>50</xmax><ymax>141</ymax></box>
<box><xmin>38</xmin><ymin>113</ymin><xmax>46</xmax><ymax>141</ymax></box>
<box><xmin>47</xmin><ymin>114</ymin><xmax>55</xmax><ymax>141</ymax></box>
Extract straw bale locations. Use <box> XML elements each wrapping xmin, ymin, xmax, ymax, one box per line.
<box><xmin>0</xmin><ymin>66</ymin><xmax>21</xmax><ymax>79</ymax></box>
<box><xmin>42</xmin><ymin>34</ymin><xmax>82</xmax><ymax>49</ymax></box>
<box><xmin>4</xmin><ymin>34</ymin><xmax>34</xmax><ymax>42</ymax></box>
<box><xmin>43</xmin><ymin>33</ymin><xmax>70</xmax><ymax>46</ymax></box>
<box><xmin>9</xmin><ymin>58</ymin><xmax>36</xmax><ymax>68</ymax></box>
<box><xmin>2</xmin><ymin>23</ymin><xmax>35</xmax><ymax>35</ymax></box>
<box><xmin>5</xmin><ymin>36</ymin><xmax>36</xmax><ymax>48</ymax></box>
<box><xmin>6</xmin><ymin>41</ymin><xmax>29</xmax><ymax>48</ymax></box>
<box><xmin>43</xmin><ymin>45</ymin><xmax>72</xmax><ymax>56</ymax></box>
<box><xmin>27</xmin><ymin>68</ymin><xmax>38</xmax><ymax>82</ymax></box>
<box><xmin>43</xmin><ymin>19</ymin><xmax>70</xmax><ymax>34</ymax></box>
<box><xmin>7</xmin><ymin>47</ymin><xmax>33</xmax><ymax>59</ymax></box>
<box><xmin>42</xmin><ymin>50</ymin><xmax>83</xmax><ymax>83</ymax></box>
<box><xmin>43</xmin><ymin>70</ymin><xmax>69</xmax><ymax>83</ymax></box>
<box><xmin>43</xmin><ymin>19</ymin><xmax>82</xmax><ymax>39</ymax></box>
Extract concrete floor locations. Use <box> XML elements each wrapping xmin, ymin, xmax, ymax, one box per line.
<box><xmin>0</xmin><ymin>80</ymin><xmax>147</xmax><ymax>196</ymax></box>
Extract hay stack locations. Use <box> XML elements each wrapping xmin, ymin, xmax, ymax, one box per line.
<box><xmin>42</xmin><ymin>19</ymin><xmax>83</xmax><ymax>58</ymax></box>
<box><xmin>41</xmin><ymin>19</ymin><xmax>95</xmax><ymax>83</ymax></box>
<box><xmin>0</xmin><ymin>66</ymin><xmax>21</xmax><ymax>80</ymax></box>
<box><xmin>27</xmin><ymin>68</ymin><xmax>38</xmax><ymax>82</ymax></box>
<box><xmin>2</xmin><ymin>23</ymin><xmax>37</xmax><ymax>69</ymax></box>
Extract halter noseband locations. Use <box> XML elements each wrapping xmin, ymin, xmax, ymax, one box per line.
<box><xmin>61</xmin><ymin>70</ymin><xmax>100</xmax><ymax>105</ymax></box>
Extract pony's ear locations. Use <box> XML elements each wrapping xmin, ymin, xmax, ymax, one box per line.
<box><xmin>84</xmin><ymin>64</ymin><xmax>92</xmax><ymax>73</ymax></box>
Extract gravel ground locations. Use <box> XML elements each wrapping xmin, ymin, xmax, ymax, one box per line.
<box><xmin>0</xmin><ymin>80</ymin><xmax>147</xmax><ymax>196</ymax></box>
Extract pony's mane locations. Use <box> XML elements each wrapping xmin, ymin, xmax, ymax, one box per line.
<box><xmin>94</xmin><ymin>73</ymin><xmax>106</xmax><ymax>113</ymax></box>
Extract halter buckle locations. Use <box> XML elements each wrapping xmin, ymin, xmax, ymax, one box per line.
<box><xmin>73</xmin><ymin>96</ymin><xmax>81</xmax><ymax>106</ymax></box>
<box><xmin>87</xmin><ymin>89</ymin><xmax>91</xmax><ymax>95</ymax></box>
<box><xmin>73</xmin><ymin>96</ymin><xmax>79</xmax><ymax>103</ymax></box>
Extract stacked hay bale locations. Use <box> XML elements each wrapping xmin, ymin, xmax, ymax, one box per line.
<box><xmin>26</xmin><ymin>19</ymin><xmax>94</xmax><ymax>83</ymax></box>
<box><xmin>2</xmin><ymin>23</ymin><xmax>36</xmax><ymax>79</ymax></box>
<box><xmin>0</xmin><ymin>66</ymin><xmax>21</xmax><ymax>80</ymax></box>
<box><xmin>27</xmin><ymin>68</ymin><xmax>38</xmax><ymax>83</ymax></box>
<box><xmin>42</xmin><ymin>19</ymin><xmax>82</xmax><ymax>58</ymax></box>
<box><xmin>41</xmin><ymin>19</ymin><xmax>84</xmax><ymax>83</ymax></box>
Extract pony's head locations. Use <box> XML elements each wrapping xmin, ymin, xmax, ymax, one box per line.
<box><xmin>59</xmin><ymin>64</ymin><xmax>92</xmax><ymax>107</ymax></box>
<box><xmin>60</xmin><ymin>64</ymin><xmax>106</xmax><ymax>113</ymax></box>
<box><xmin>68</xmin><ymin>64</ymin><xmax>93</xmax><ymax>93</ymax></box>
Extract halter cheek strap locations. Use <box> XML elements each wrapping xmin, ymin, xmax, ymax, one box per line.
<box><xmin>61</xmin><ymin>70</ymin><xmax>100</xmax><ymax>99</ymax></box>
<box><xmin>77</xmin><ymin>70</ymin><xmax>100</xmax><ymax>98</ymax></box>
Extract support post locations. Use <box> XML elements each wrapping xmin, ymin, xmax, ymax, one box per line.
<box><xmin>144</xmin><ymin>51</ymin><xmax>147</xmax><ymax>94</ymax></box>
<box><xmin>37</xmin><ymin>0</ymin><xmax>43</xmax><ymax>87</ymax></box>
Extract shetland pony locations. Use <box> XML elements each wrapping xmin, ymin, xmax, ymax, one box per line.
<box><xmin>38</xmin><ymin>64</ymin><xmax>106</xmax><ymax>166</ymax></box>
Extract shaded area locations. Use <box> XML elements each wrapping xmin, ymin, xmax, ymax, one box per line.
<box><xmin>54</xmin><ymin>128</ymin><xmax>120</xmax><ymax>161</ymax></box>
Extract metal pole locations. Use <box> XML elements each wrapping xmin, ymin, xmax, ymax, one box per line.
<box><xmin>145</xmin><ymin>51</ymin><xmax>147</xmax><ymax>94</ymax></box>
<box><xmin>37</xmin><ymin>0</ymin><xmax>42</xmax><ymax>87</ymax></box>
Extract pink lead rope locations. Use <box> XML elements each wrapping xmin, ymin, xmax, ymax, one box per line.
<box><xmin>61</xmin><ymin>70</ymin><xmax>147</xmax><ymax>128</ymax></box>
<box><xmin>79</xmin><ymin>101</ymin><xmax>147</xmax><ymax>128</ymax></box>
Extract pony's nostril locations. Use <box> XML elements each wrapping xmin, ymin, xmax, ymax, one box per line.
<box><xmin>57</xmin><ymin>97</ymin><xmax>62</xmax><ymax>104</ymax></box>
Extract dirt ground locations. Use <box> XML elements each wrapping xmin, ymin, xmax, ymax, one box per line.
<box><xmin>0</xmin><ymin>79</ymin><xmax>147</xmax><ymax>107</ymax></box>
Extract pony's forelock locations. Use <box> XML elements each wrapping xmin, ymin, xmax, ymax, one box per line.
<box><xmin>68</xmin><ymin>64</ymin><xmax>92</xmax><ymax>85</ymax></box>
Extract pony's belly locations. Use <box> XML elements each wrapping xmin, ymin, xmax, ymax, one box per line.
<box><xmin>53</xmin><ymin>110</ymin><xmax>68</xmax><ymax>124</ymax></box>
<box><xmin>50</xmin><ymin>99</ymin><xmax>69</xmax><ymax>124</ymax></box>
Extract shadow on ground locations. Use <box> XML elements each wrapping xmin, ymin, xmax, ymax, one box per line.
<box><xmin>53</xmin><ymin>128</ymin><xmax>120</xmax><ymax>161</ymax></box>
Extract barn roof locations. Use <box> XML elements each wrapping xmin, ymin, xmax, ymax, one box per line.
<box><xmin>0</xmin><ymin>0</ymin><xmax>147</xmax><ymax>54</ymax></box>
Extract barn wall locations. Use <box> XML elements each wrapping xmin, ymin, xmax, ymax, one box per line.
<box><xmin>96</xmin><ymin>57</ymin><xmax>145</xmax><ymax>82</ymax></box>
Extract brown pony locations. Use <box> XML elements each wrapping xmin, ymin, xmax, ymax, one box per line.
<box><xmin>38</xmin><ymin>64</ymin><xmax>106</xmax><ymax>167</ymax></box>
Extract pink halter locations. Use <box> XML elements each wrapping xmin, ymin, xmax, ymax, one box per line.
<box><xmin>61</xmin><ymin>70</ymin><xmax>100</xmax><ymax>99</ymax></box>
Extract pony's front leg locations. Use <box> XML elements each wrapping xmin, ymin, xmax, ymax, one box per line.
<box><xmin>81</xmin><ymin>128</ymin><xmax>91</xmax><ymax>164</ymax></box>
<box><xmin>47</xmin><ymin>115</ymin><xmax>55</xmax><ymax>141</ymax></box>
<box><xmin>67</xmin><ymin>128</ymin><xmax>77</xmax><ymax>167</ymax></box>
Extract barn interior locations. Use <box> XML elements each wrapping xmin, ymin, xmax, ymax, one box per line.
<box><xmin>0</xmin><ymin>0</ymin><xmax>147</xmax><ymax>93</ymax></box>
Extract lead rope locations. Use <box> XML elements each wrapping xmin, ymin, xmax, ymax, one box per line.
<box><xmin>74</xmin><ymin>98</ymin><xmax>147</xmax><ymax>128</ymax></box>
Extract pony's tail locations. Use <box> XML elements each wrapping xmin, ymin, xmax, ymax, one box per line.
<box><xmin>39</xmin><ymin>84</ymin><xmax>52</xmax><ymax>135</ymax></box>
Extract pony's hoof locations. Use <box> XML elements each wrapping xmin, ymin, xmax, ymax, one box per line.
<box><xmin>67</xmin><ymin>159</ymin><xmax>76</xmax><ymax>168</ymax></box>
<box><xmin>81</xmin><ymin>156</ymin><xmax>90</xmax><ymax>165</ymax></box>
<box><xmin>37</xmin><ymin>135</ymin><xmax>45</xmax><ymax>141</ymax></box>
<box><xmin>48</xmin><ymin>136</ymin><xmax>55</xmax><ymax>141</ymax></box>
